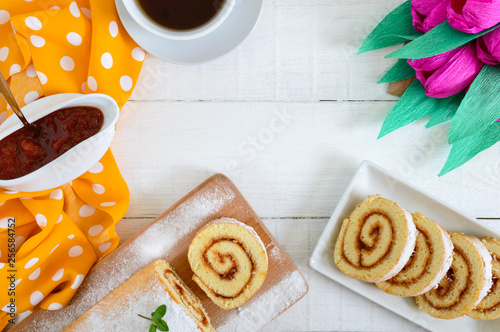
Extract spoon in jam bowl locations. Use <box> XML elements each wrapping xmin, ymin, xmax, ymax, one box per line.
<box><xmin>0</xmin><ymin>93</ymin><xmax>119</xmax><ymax>192</ymax></box>
<box><xmin>0</xmin><ymin>71</ymin><xmax>32</xmax><ymax>128</ymax></box>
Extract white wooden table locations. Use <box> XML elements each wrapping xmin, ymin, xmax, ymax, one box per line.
<box><xmin>112</xmin><ymin>0</ymin><xmax>500</xmax><ymax>331</ymax></box>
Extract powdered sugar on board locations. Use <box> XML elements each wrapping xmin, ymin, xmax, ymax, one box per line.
<box><xmin>12</xmin><ymin>185</ymin><xmax>235</xmax><ymax>332</ymax></box>
<box><xmin>217</xmin><ymin>271</ymin><xmax>308</xmax><ymax>332</ymax></box>
<box><xmin>13</xmin><ymin>174</ymin><xmax>308</xmax><ymax>332</ymax></box>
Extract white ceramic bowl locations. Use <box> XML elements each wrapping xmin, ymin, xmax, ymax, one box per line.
<box><xmin>0</xmin><ymin>93</ymin><xmax>119</xmax><ymax>193</ymax></box>
<box><xmin>121</xmin><ymin>0</ymin><xmax>236</xmax><ymax>41</ymax></box>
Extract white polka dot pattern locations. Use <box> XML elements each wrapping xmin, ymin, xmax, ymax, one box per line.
<box><xmin>50</xmin><ymin>189</ymin><xmax>63</xmax><ymax>200</ymax></box>
<box><xmin>25</xmin><ymin>258</ymin><xmax>38</xmax><ymax>269</ymax></box>
<box><xmin>48</xmin><ymin>303</ymin><xmax>62</xmax><ymax>310</ymax></box>
<box><xmin>120</xmin><ymin>75</ymin><xmax>133</xmax><ymax>91</ymax></box>
<box><xmin>30</xmin><ymin>291</ymin><xmax>44</xmax><ymax>306</ymax></box>
<box><xmin>79</xmin><ymin>204</ymin><xmax>95</xmax><ymax>217</ymax></box>
<box><xmin>28</xmin><ymin>267</ymin><xmax>41</xmax><ymax>280</ymax></box>
<box><xmin>99</xmin><ymin>242</ymin><xmax>112</xmax><ymax>253</ymax></box>
<box><xmin>49</xmin><ymin>244</ymin><xmax>59</xmax><ymax>255</ymax></box>
<box><xmin>10</xmin><ymin>64</ymin><xmax>20</xmax><ymax>75</ymax></box>
<box><xmin>26</xmin><ymin>64</ymin><xmax>37</xmax><ymax>77</ymax></box>
<box><xmin>37</xmin><ymin>71</ymin><xmax>48</xmax><ymax>84</ymax></box>
<box><xmin>71</xmin><ymin>274</ymin><xmax>84</xmax><ymax>289</ymax></box>
<box><xmin>60</xmin><ymin>56</ymin><xmax>75</xmax><ymax>71</ymax></box>
<box><xmin>88</xmin><ymin>162</ymin><xmax>104</xmax><ymax>173</ymax></box>
<box><xmin>132</xmin><ymin>47</ymin><xmax>145</xmax><ymax>61</ymax></box>
<box><xmin>35</xmin><ymin>214</ymin><xmax>47</xmax><ymax>227</ymax></box>
<box><xmin>92</xmin><ymin>184</ymin><xmax>105</xmax><ymax>194</ymax></box>
<box><xmin>69</xmin><ymin>2</ymin><xmax>80</xmax><ymax>18</ymax></box>
<box><xmin>101</xmin><ymin>52</ymin><xmax>113</xmax><ymax>69</ymax></box>
<box><xmin>68</xmin><ymin>246</ymin><xmax>83</xmax><ymax>257</ymax></box>
<box><xmin>0</xmin><ymin>10</ymin><xmax>10</xmax><ymax>24</ymax></box>
<box><xmin>88</xmin><ymin>224</ymin><xmax>103</xmax><ymax>236</ymax></box>
<box><xmin>25</xmin><ymin>16</ymin><xmax>42</xmax><ymax>30</ymax></box>
<box><xmin>30</xmin><ymin>35</ymin><xmax>45</xmax><ymax>47</ymax></box>
<box><xmin>52</xmin><ymin>268</ymin><xmax>64</xmax><ymax>281</ymax></box>
<box><xmin>87</xmin><ymin>76</ymin><xmax>97</xmax><ymax>91</ymax></box>
<box><xmin>67</xmin><ymin>32</ymin><xmax>82</xmax><ymax>46</ymax></box>
<box><xmin>24</xmin><ymin>91</ymin><xmax>39</xmax><ymax>104</ymax></box>
<box><xmin>0</xmin><ymin>217</ymin><xmax>11</xmax><ymax>229</ymax></box>
<box><xmin>81</xmin><ymin>8</ymin><xmax>91</xmax><ymax>20</ymax></box>
<box><xmin>109</xmin><ymin>21</ymin><xmax>118</xmax><ymax>37</ymax></box>
<box><xmin>0</xmin><ymin>47</ymin><xmax>8</xmax><ymax>62</ymax></box>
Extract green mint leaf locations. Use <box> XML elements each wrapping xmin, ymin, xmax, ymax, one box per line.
<box><xmin>156</xmin><ymin>319</ymin><xmax>169</xmax><ymax>331</ymax></box>
<box><xmin>149</xmin><ymin>324</ymin><xmax>157</xmax><ymax>332</ymax></box>
<box><xmin>155</xmin><ymin>304</ymin><xmax>167</xmax><ymax>318</ymax></box>
<box><xmin>152</xmin><ymin>313</ymin><xmax>160</xmax><ymax>325</ymax></box>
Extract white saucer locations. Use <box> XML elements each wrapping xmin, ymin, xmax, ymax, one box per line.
<box><xmin>115</xmin><ymin>0</ymin><xmax>264</xmax><ymax>65</ymax></box>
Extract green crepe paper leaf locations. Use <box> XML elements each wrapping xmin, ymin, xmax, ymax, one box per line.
<box><xmin>426</xmin><ymin>92</ymin><xmax>464</xmax><ymax>128</ymax></box>
<box><xmin>386</xmin><ymin>21</ymin><xmax>500</xmax><ymax>60</ymax></box>
<box><xmin>439</xmin><ymin>123</ymin><xmax>500</xmax><ymax>176</ymax></box>
<box><xmin>358</xmin><ymin>0</ymin><xmax>422</xmax><ymax>55</ymax></box>
<box><xmin>448</xmin><ymin>65</ymin><xmax>500</xmax><ymax>143</ymax></box>
<box><xmin>378</xmin><ymin>79</ymin><xmax>454</xmax><ymax>138</ymax></box>
<box><xmin>378</xmin><ymin>59</ymin><xmax>415</xmax><ymax>83</ymax></box>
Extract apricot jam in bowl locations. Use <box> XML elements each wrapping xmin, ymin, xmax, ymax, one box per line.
<box><xmin>0</xmin><ymin>93</ymin><xmax>119</xmax><ymax>192</ymax></box>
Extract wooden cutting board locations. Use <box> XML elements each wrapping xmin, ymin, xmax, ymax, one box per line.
<box><xmin>12</xmin><ymin>174</ymin><xmax>308</xmax><ymax>331</ymax></box>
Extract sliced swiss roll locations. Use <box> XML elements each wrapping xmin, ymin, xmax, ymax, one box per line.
<box><xmin>334</xmin><ymin>195</ymin><xmax>417</xmax><ymax>282</ymax></box>
<box><xmin>468</xmin><ymin>237</ymin><xmax>500</xmax><ymax>320</ymax></box>
<box><xmin>64</xmin><ymin>260</ymin><xmax>214</xmax><ymax>331</ymax></box>
<box><xmin>188</xmin><ymin>218</ymin><xmax>268</xmax><ymax>310</ymax></box>
<box><xmin>416</xmin><ymin>233</ymin><xmax>493</xmax><ymax>319</ymax></box>
<box><xmin>376</xmin><ymin>213</ymin><xmax>454</xmax><ymax>296</ymax></box>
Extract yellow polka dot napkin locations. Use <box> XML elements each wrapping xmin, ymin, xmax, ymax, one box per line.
<box><xmin>0</xmin><ymin>0</ymin><xmax>145</xmax><ymax>328</ymax></box>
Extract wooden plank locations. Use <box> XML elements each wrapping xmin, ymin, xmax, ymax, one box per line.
<box><xmin>129</xmin><ymin>0</ymin><xmax>404</xmax><ymax>102</ymax></box>
<box><xmin>110</xmin><ymin>101</ymin><xmax>500</xmax><ymax>220</ymax></box>
<box><xmin>13</xmin><ymin>174</ymin><xmax>308</xmax><ymax>331</ymax></box>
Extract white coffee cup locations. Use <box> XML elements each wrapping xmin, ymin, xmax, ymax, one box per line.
<box><xmin>121</xmin><ymin>0</ymin><xmax>236</xmax><ymax>41</ymax></box>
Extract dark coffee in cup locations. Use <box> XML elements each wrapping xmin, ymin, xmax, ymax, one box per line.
<box><xmin>137</xmin><ymin>0</ymin><xmax>226</xmax><ymax>31</ymax></box>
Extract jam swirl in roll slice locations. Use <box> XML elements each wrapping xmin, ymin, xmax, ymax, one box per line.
<box><xmin>467</xmin><ymin>237</ymin><xmax>500</xmax><ymax>320</ymax></box>
<box><xmin>188</xmin><ymin>218</ymin><xmax>268</xmax><ymax>310</ymax></box>
<box><xmin>376</xmin><ymin>213</ymin><xmax>454</xmax><ymax>297</ymax></box>
<box><xmin>416</xmin><ymin>233</ymin><xmax>493</xmax><ymax>319</ymax></box>
<box><xmin>334</xmin><ymin>195</ymin><xmax>417</xmax><ymax>283</ymax></box>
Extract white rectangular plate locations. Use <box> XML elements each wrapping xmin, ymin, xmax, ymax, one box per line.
<box><xmin>309</xmin><ymin>160</ymin><xmax>499</xmax><ymax>332</ymax></box>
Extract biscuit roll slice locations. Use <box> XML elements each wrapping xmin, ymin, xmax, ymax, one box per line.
<box><xmin>65</xmin><ymin>260</ymin><xmax>214</xmax><ymax>331</ymax></box>
<box><xmin>334</xmin><ymin>195</ymin><xmax>417</xmax><ymax>282</ymax></box>
<box><xmin>416</xmin><ymin>233</ymin><xmax>493</xmax><ymax>319</ymax></box>
<box><xmin>376</xmin><ymin>213</ymin><xmax>454</xmax><ymax>296</ymax></box>
<box><xmin>468</xmin><ymin>238</ymin><xmax>500</xmax><ymax>320</ymax></box>
<box><xmin>188</xmin><ymin>218</ymin><xmax>268</xmax><ymax>310</ymax></box>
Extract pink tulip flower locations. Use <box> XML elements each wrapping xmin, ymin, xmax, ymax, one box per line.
<box><xmin>408</xmin><ymin>43</ymin><xmax>483</xmax><ymax>98</ymax></box>
<box><xmin>477</xmin><ymin>28</ymin><xmax>500</xmax><ymax>64</ymax></box>
<box><xmin>412</xmin><ymin>0</ymin><xmax>450</xmax><ymax>32</ymax></box>
<box><xmin>448</xmin><ymin>0</ymin><xmax>500</xmax><ymax>33</ymax></box>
